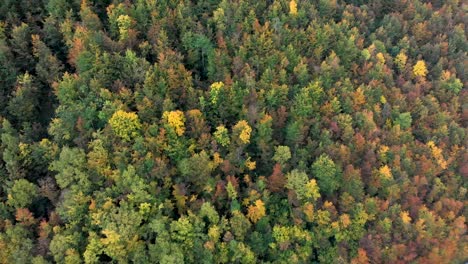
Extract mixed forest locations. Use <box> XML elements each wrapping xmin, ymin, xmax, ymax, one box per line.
<box><xmin>0</xmin><ymin>0</ymin><xmax>467</xmax><ymax>263</ymax></box>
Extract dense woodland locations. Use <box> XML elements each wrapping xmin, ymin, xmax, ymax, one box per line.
<box><xmin>0</xmin><ymin>0</ymin><xmax>466</xmax><ymax>263</ymax></box>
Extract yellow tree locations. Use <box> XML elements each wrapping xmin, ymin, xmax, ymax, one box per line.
<box><xmin>162</xmin><ymin>110</ymin><xmax>186</xmax><ymax>136</ymax></box>
<box><xmin>233</xmin><ymin>120</ymin><xmax>252</xmax><ymax>144</ymax></box>
<box><xmin>289</xmin><ymin>0</ymin><xmax>298</xmax><ymax>15</ymax></box>
<box><xmin>413</xmin><ymin>60</ymin><xmax>428</xmax><ymax>78</ymax></box>
<box><xmin>394</xmin><ymin>51</ymin><xmax>407</xmax><ymax>71</ymax></box>
<box><xmin>247</xmin><ymin>199</ymin><xmax>266</xmax><ymax>223</ymax></box>
<box><xmin>109</xmin><ymin>110</ymin><xmax>142</xmax><ymax>141</ymax></box>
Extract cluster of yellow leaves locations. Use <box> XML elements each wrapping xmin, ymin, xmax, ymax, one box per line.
<box><xmin>376</xmin><ymin>52</ymin><xmax>385</xmax><ymax>64</ymax></box>
<box><xmin>117</xmin><ymin>15</ymin><xmax>132</xmax><ymax>40</ymax></box>
<box><xmin>305</xmin><ymin>179</ymin><xmax>321</xmax><ymax>201</ymax></box>
<box><xmin>213</xmin><ymin>152</ymin><xmax>223</xmax><ymax>166</ymax></box>
<box><xmin>413</xmin><ymin>60</ymin><xmax>428</xmax><ymax>78</ymax></box>
<box><xmin>427</xmin><ymin>141</ymin><xmax>447</xmax><ymax>169</ymax></box>
<box><xmin>163</xmin><ymin>110</ymin><xmax>186</xmax><ymax>136</ymax></box>
<box><xmin>378</xmin><ymin>145</ymin><xmax>389</xmax><ymax>162</ymax></box>
<box><xmin>245</xmin><ymin>158</ymin><xmax>256</xmax><ymax>171</ymax></box>
<box><xmin>209</xmin><ymin>82</ymin><xmax>224</xmax><ymax>104</ymax></box>
<box><xmin>247</xmin><ymin>199</ymin><xmax>266</xmax><ymax>223</ymax></box>
<box><xmin>401</xmin><ymin>211</ymin><xmax>412</xmax><ymax>224</ymax></box>
<box><xmin>234</xmin><ymin>120</ymin><xmax>252</xmax><ymax>144</ymax></box>
<box><xmin>379</xmin><ymin>165</ymin><xmax>393</xmax><ymax>180</ymax></box>
<box><xmin>289</xmin><ymin>0</ymin><xmax>298</xmax><ymax>15</ymax></box>
<box><xmin>109</xmin><ymin>110</ymin><xmax>142</xmax><ymax>141</ymax></box>
<box><xmin>395</xmin><ymin>51</ymin><xmax>407</xmax><ymax>70</ymax></box>
<box><xmin>101</xmin><ymin>229</ymin><xmax>120</xmax><ymax>246</ymax></box>
<box><xmin>208</xmin><ymin>225</ymin><xmax>221</xmax><ymax>241</ymax></box>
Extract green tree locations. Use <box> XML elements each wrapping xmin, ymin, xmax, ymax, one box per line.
<box><xmin>311</xmin><ymin>154</ymin><xmax>342</xmax><ymax>195</ymax></box>
<box><xmin>273</xmin><ymin>146</ymin><xmax>291</xmax><ymax>166</ymax></box>
<box><xmin>285</xmin><ymin>169</ymin><xmax>321</xmax><ymax>202</ymax></box>
<box><xmin>7</xmin><ymin>73</ymin><xmax>39</xmax><ymax>125</ymax></box>
<box><xmin>8</xmin><ymin>179</ymin><xmax>38</xmax><ymax>208</ymax></box>
<box><xmin>1</xmin><ymin>119</ymin><xmax>23</xmax><ymax>180</ymax></box>
<box><xmin>50</xmin><ymin>147</ymin><xmax>92</xmax><ymax>191</ymax></box>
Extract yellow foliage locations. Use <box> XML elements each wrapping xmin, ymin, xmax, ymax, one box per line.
<box><xmin>234</xmin><ymin>120</ymin><xmax>252</xmax><ymax>144</ymax></box>
<box><xmin>316</xmin><ymin>210</ymin><xmax>331</xmax><ymax>226</ymax></box>
<box><xmin>379</xmin><ymin>165</ymin><xmax>392</xmax><ymax>180</ymax></box>
<box><xmin>376</xmin><ymin>52</ymin><xmax>385</xmax><ymax>64</ymax></box>
<box><xmin>245</xmin><ymin>158</ymin><xmax>256</xmax><ymax>171</ymax></box>
<box><xmin>427</xmin><ymin>141</ymin><xmax>447</xmax><ymax>169</ymax></box>
<box><xmin>401</xmin><ymin>211</ymin><xmax>411</xmax><ymax>224</ymax></box>
<box><xmin>395</xmin><ymin>51</ymin><xmax>407</xmax><ymax>70</ymax></box>
<box><xmin>163</xmin><ymin>110</ymin><xmax>186</xmax><ymax>136</ymax></box>
<box><xmin>117</xmin><ymin>15</ymin><xmax>132</xmax><ymax>40</ymax></box>
<box><xmin>413</xmin><ymin>60</ymin><xmax>428</xmax><ymax>78</ymax></box>
<box><xmin>247</xmin><ymin>199</ymin><xmax>266</xmax><ymax>223</ymax></box>
<box><xmin>213</xmin><ymin>152</ymin><xmax>223</xmax><ymax>166</ymax></box>
<box><xmin>305</xmin><ymin>179</ymin><xmax>321</xmax><ymax>201</ymax></box>
<box><xmin>101</xmin><ymin>229</ymin><xmax>120</xmax><ymax>245</ymax></box>
<box><xmin>210</xmin><ymin>82</ymin><xmax>224</xmax><ymax>104</ymax></box>
<box><xmin>380</xmin><ymin>95</ymin><xmax>387</xmax><ymax>104</ymax></box>
<box><xmin>289</xmin><ymin>0</ymin><xmax>298</xmax><ymax>15</ymax></box>
<box><xmin>109</xmin><ymin>110</ymin><xmax>141</xmax><ymax>141</ymax></box>
<box><xmin>208</xmin><ymin>225</ymin><xmax>221</xmax><ymax>241</ymax></box>
<box><xmin>102</xmin><ymin>199</ymin><xmax>114</xmax><ymax>210</ymax></box>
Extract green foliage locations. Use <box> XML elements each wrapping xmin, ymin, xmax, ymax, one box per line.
<box><xmin>285</xmin><ymin>169</ymin><xmax>320</xmax><ymax>202</ymax></box>
<box><xmin>311</xmin><ymin>154</ymin><xmax>341</xmax><ymax>196</ymax></box>
<box><xmin>50</xmin><ymin>147</ymin><xmax>91</xmax><ymax>191</ymax></box>
<box><xmin>8</xmin><ymin>179</ymin><xmax>38</xmax><ymax>208</ymax></box>
<box><xmin>273</xmin><ymin>145</ymin><xmax>291</xmax><ymax>166</ymax></box>
<box><xmin>0</xmin><ymin>1</ymin><xmax>465</xmax><ymax>263</ymax></box>
<box><xmin>395</xmin><ymin>112</ymin><xmax>412</xmax><ymax>129</ymax></box>
<box><xmin>7</xmin><ymin>73</ymin><xmax>39</xmax><ymax>124</ymax></box>
<box><xmin>178</xmin><ymin>151</ymin><xmax>214</xmax><ymax>190</ymax></box>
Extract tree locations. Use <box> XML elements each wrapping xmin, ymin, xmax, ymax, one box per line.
<box><xmin>311</xmin><ymin>154</ymin><xmax>342</xmax><ymax>195</ymax></box>
<box><xmin>163</xmin><ymin>110</ymin><xmax>186</xmax><ymax>137</ymax></box>
<box><xmin>7</xmin><ymin>73</ymin><xmax>39</xmax><ymax>125</ymax></box>
<box><xmin>285</xmin><ymin>169</ymin><xmax>320</xmax><ymax>202</ymax></box>
<box><xmin>413</xmin><ymin>60</ymin><xmax>428</xmax><ymax>78</ymax></box>
<box><xmin>394</xmin><ymin>51</ymin><xmax>407</xmax><ymax>71</ymax></box>
<box><xmin>1</xmin><ymin>119</ymin><xmax>25</xmax><ymax>180</ymax></box>
<box><xmin>178</xmin><ymin>151</ymin><xmax>214</xmax><ymax>190</ymax></box>
<box><xmin>395</xmin><ymin>112</ymin><xmax>412</xmax><ymax>129</ymax></box>
<box><xmin>247</xmin><ymin>199</ymin><xmax>266</xmax><ymax>223</ymax></box>
<box><xmin>289</xmin><ymin>0</ymin><xmax>298</xmax><ymax>15</ymax></box>
<box><xmin>273</xmin><ymin>146</ymin><xmax>291</xmax><ymax>166</ymax></box>
<box><xmin>50</xmin><ymin>147</ymin><xmax>92</xmax><ymax>191</ymax></box>
<box><xmin>268</xmin><ymin>164</ymin><xmax>286</xmax><ymax>193</ymax></box>
<box><xmin>214</xmin><ymin>125</ymin><xmax>230</xmax><ymax>147</ymax></box>
<box><xmin>9</xmin><ymin>23</ymin><xmax>34</xmax><ymax>72</ymax></box>
<box><xmin>8</xmin><ymin>179</ymin><xmax>38</xmax><ymax>208</ymax></box>
<box><xmin>233</xmin><ymin>120</ymin><xmax>252</xmax><ymax>145</ymax></box>
<box><xmin>109</xmin><ymin>110</ymin><xmax>142</xmax><ymax>141</ymax></box>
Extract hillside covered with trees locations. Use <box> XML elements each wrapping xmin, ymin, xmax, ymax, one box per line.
<box><xmin>0</xmin><ymin>0</ymin><xmax>466</xmax><ymax>263</ymax></box>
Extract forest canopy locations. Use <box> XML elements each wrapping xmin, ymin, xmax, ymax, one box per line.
<box><xmin>0</xmin><ymin>0</ymin><xmax>466</xmax><ymax>263</ymax></box>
